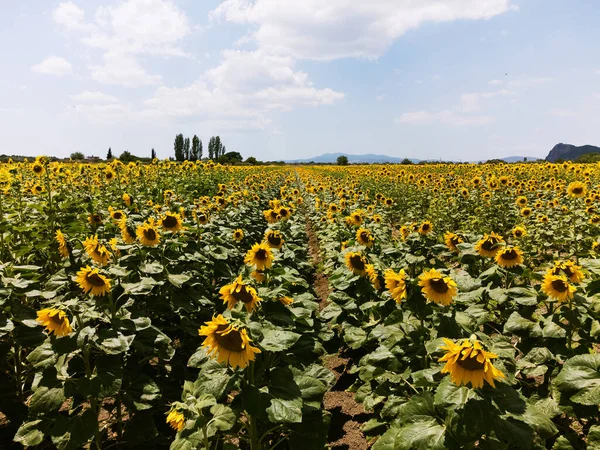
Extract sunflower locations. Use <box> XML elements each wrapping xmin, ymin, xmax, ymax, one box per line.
<box><xmin>418</xmin><ymin>269</ymin><xmax>457</xmax><ymax>306</ymax></box>
<box><xmin>83</xmin><ymin>235</ymin><xmax>112</xmax><ymax>265</ymax></box>
<box><xmin>439</xmin><ymin>337</ymin><xmax>505</xmax><ymax>388</ymax></box>
<box><xmin>384</xmin><ymin>269</ymin><xmax>407</xmax><ymax>303</ymax></box>
<box><xmin>166</xmin><ymin>409</ymin><xmax>185</xmax><ymax>432</ymax></box>
<box><xmin>88</xmin><ymin>213</ymin><xmax>103</xmax><ymax>226</ymax></box>
<box><xmin>244</xmin><ymin>242</ymin><xmax>274</xmax><ymax>270</ymax></box>
<box><xmin>196</xmin><ymin>210</ymin><xmax>210</xmax><ymax>225</ymax></box>
<box><xmin>550</xmin><ymin>261</ymin><xmax>584</xmax><ymax>283</ymax></box>
<box><xmin>263</xmin><ymin>209</ymin><xmax>280</xmax><ymax>224</ymax></box>
<box><xmin>76</xmin><ymin>266</ymin><xmax>111</xmax><ymax>296</ymax></box>
<box><xmin>495</xmin><ymin>246</ymin><xmax>523</xmax><ymax>268</ymax></box>
<box><xmin>160</xmin><ymin>212</ymin><xmax>183</xmax><ymax>232</ymax></box>
<box><xmin>36</xmin><ymin>308</ymin><xmax>72</xmax><ymax>337</ymax></box>
<box><xmin>199</xmin><ymin>315</ymin><xmax>261</xmax><ymax>369</ymax></box>
<box><xmin>366</xmin><ymin>264</ymin><xmax>383</xmax><ymax>290</ymax></box>
<box><xmin>356</xmin><ymin>228</ymin><xmax>374</xmax><ymax>247</ymax></box>
<box><xmin>345</xmin><ymin>251</ymin><xmax>368</xmax><ymax>276</ymax></box>
<box><xmin>219</xmin><ymin>275</ymin><xmax>262</xmax><ymax>313</ymax></box>
<box><xmin>105</xmin><ymin>170</ymin><xmax>115</xmax><ymax>181</ymax></box>
<box><xmin>541</xmin><ymin>272</ymin><xmax>576</xmax><ymax>302</ymax></box>
<box><xmin>278</xmin><ymin>296</ymin><xmax>294</xmax><ymax>306</ymax></box>
<box><xmin>474</xmin><ymin>232</ymin><xmax>504</xmax><ymax>257</ymax></box>
<box><xmin>567</xmin><ymin>181</ymin><xmax>586</xmax><ymax>198</ymax></box>
<box><xmin>276</xmin><ymin>206</ymin><xmax>291</xmax><ymax>220</ymax></box>
<box><xmin>136</xmin><ymin>220</ymin><xmax>161</xmax><ymax>247</ymax></box>
<box><xmin>590</xmin><ymin>215</ymin><xmax>600</xmax><ymax>225</ymax></box>
<box><xmin>349</xmin><ymin>210</ymin><xmax>364</xmax><ymax>226</ymax></box>
<box><xmin>444</xmin><ymin>232</ymin><xmax>463</xmax><ymax>253</ymax></box>
<box><xmin>122</xmin><ymin>193</ymin><xmax>133</xmax><ymax>207</ymax></box>
<box><xmin>55</xmin><ymin>230</ymin><xmax>70</xmax><ymax>258</ymax></box>
<box><xmin>521</xmin><ymin>207</ymin><xmax>532</xmax><ymax>217</ymax></box>
<box><xmin>251</xmin><ymin>269</ymin><xmax>266</xmax><ymax>283</ymax></box>
<box><xmin>264</xmin><ymin>229</ymin><xmax>284</xmax><ymax>249</ymax></box>
<box><xmin>512</xmin><ymin>226</ymin><xmax>526</xmax><ymax>238</ymax></box>
<box><xmin>110</xmin><ymin>210</ymin><xmax>126</xmax><ymax>222</ymax></box>
<box><xmin>233</xmin><ymin>229</ymin><xmax>244</xmax><ymax>241</ymax></box>
<box><xmin>118</xmin><ymin>219</ymin><xmax>137</xmax><ymax>244</ymax></box>
<box><xmin>32</xmin><ymin>162</ymin><xmax>44</xmax><ymax>175</ymax></box>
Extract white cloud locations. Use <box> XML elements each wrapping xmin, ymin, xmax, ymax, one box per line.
<box><xmin>396</xmin><ymin>110</ymin><xmax>495</xmax><ymax>126</ymax></box>
<box><xmin>144</xmin><ymin>49</ymin><xmax>343</xmax><ymax>128</ymax></box>
<box><xmin>459</xmin><ymin>89</ymin><xmax>513</xmax><ymax>112</ymax></box>
<box><xmin>488</xmin><ymin>79</ymin><xmax>503</xmax><ymax>85</ymax></box>
<box><xmin>90</xmin><ymin>52</ymin><xmax>162</xmax><ymax>87</ymax></box>
<box><xmin>32</xmin><ymin>56</ymin><xmax>73</xmax><ymax>76</ymax></box>
<box><xmin>70</xmin><ymin>91</ymin><xmax>119</xmax><ymax>103</ymax></box>
<box><xmin>211</xmin><ymin>0</ymin><xmax>515</xmax><ymax>60</ymax></box>
<box><xmin>548</xmin><ymin>108</ymin><xmax>576</xmax><ymax>117</ymax></box>
<box><xmin>53</xmin><ymin>2</ymin><xmax>95</xmax><ymax>31</ymax></box>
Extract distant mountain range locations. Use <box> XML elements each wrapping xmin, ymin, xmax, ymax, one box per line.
<box><xmin>284</xmin><ymin>152</ymin><xmax>539</xmax><ymax>164</ymax></box>
<box><xmin>545</xmin><ymin>143</ymin><xmax>600</xmax><ymax>162</ymax></box>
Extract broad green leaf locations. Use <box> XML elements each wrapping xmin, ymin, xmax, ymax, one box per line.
<box><xmin>27</xmin><ymin>342</ymin><xmax>58</xmax><ymax>370</ymax></box>
<box><xmin>372</xmin><ymin>418</ymin><xmax>446</xmax><ymax>450</ymax></box>
<box><xmin>554</xmin><ymin>354</ymin><xmax>600</xmax><ymax>405</ymax></box>
<box><xmin>260</xmin><ymin>330</ymin><xmax>301</xmax><ymax>352</ymax></box>
<box><xmin>206</xmin><ymin>404</ymin><xmax>235</xmax><ymax>437</ymax></box>
<box><xmin>267</xmin><ymin>397</ymin><xmax>303</xmax><ymax>424</ymax></box>
<box><xmin>30</xmin><ymin>386</ymin><xmax>65</xmax><ymax>414</ymax></box>
<box><xmin>168</xmin><ymin>273</ymin><xmax>191</xmax><ymax>287</ymax></box>
<box><xmin>14</xmin><ymin>420</ymin><xmax>45</xmax><ymax>446</ymax></box>
<box><xmin>587</xmin><ymin>425</ymin><xmax>600</xmax><ymax>450</ymax></box>
<box><xmin>50</xmin><ymin>409</ymin><xmax>97</xmax><ymax>450</ymax></box>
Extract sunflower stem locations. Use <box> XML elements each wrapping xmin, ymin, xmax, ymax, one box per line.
<box><xmin>13</xmin><ymin>340</ymin><xmax>24</xmax><ymax>403</ymax></box>
<box><xmin>202</xmin><ymin>423</ymin><xmax>210</xmax><ymax>450</ymax></box>
<box><xmin>83</xmin><ymin>344</ymin><xmax>103</xmax><ymax>450</ymax></box>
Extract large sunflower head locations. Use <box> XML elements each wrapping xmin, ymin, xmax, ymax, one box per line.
<box><xmin>495</xmin><ymin>246</ymin><xmax>524</xmax><ymax>269</ymax></box>
<box><xmin>355</xmin><ymin>228</ymin><xmax>374</xmax><ymax>247</ymax></box>
<box><xmin>160</xmin><ymin>212</ymin><xmax>183</xmax><ymax>232</ymax></box>
<box><xmin>83</xmin><ymin>235</ymin><xmax>112</xmax><ymax>266</ymax></box>
<box><xmin>219</xmin><ymin>275</ymin><xmax>262</xmax><ymax>313</ymax></box>
<box><xmin>439</xmin><ymin>337</ymin><xmax>505</xmax><ymax>388</ymax></box>
<box><xmin>444</xmin><ymin>232</ymin><xmax>464</xmax><ymax>253</ymax></box>
<box><xmin>76</xmin><ymin>266</ymin><xmax>111</xmax><ymax>296</ymax></box>
<box><xmin>567</xmin><ymin>181</ymin><xmax>586</xmax><ymax>198</ymax></box>
<box><xmin>541</xmin><ymin>272</ymin><xmax>576</xmax><ymax>302</ymax></box>
<box><xmin>36</xmin><ymin>308</ymin><xmax>72</xmax><ymax>337</ymax></box>
<box><xmin>550</xmin><ymin>260</ymin><xmax>584</xmax><ymax>284</ymax></box>
<box><xmin>384</xmin><ymin>268</ymin><xmax>407</xmax><ymax>303</ymax></box>
<box><xmin>345</xmin><ymin>251</ymin><xmax>368</xmax><ymax>276</ymax></box>
<box><xmin>136</xmin><ymin>220</ymin><xmax>161</xmax><ymax>247</ymax></box>
<box><xmin>474</xmin><ymin>232</ymin><xmax>505</xmax><ymax>258</ymax></box>
<box><xmin>264</xmin><ymin>229</ymin><xmax>284</xmax><ymax>249</ymax></box>
<box><xmin>199</xmin><ymin>315</ymin><xmax>261</xmax><ymax>369</ymax></box>
<box><xmin>418</xmin><ymin>269</ymin><xmax>457</xmax><ymax>306</ymax></box>
<box><xmin>244</xmin><ymin>242</ymin><xmax>274</xmax><ymax>271</ymax></box>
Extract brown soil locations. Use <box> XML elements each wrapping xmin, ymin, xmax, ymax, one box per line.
<box><xmin>305</xmin><ymin>215</ymin><xmax>331</xmax><ymax>310</ymax></box>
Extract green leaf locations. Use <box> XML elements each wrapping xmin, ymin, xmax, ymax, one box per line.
<box><xmin>372</xmin><ymin>418</ymin><xmax>446</xmax><ymax>450</ymax></box>
<box><xmin>139</xmin><ymin>261</ymin><xmax>164</xmax><ymax>274</ymax></box>
<box><xmin>267</xmin><ymin>397</ymin><xmax>303</xmax><ymax>424</ymax></box>
<box><xmin>27</xmin><ymin>342</ymin><xmax>58</xmax><ymax>370</ymax></box>
<box><xmin>30</xmin><ymin>386</ymin><xmax>65</xmax><ymax>414</ymax></box>
<box><xmin>342</xmin><ymin>324</ymin><xmax>367</xmax><ymax>349</ymax></box>
<box><xmin>206</xmin><ymin>404</ymin><xmax>235</xmax><ymax>437</ymax></box>
<box><xmin>587</xmin><ymin>425</ymin><xmax>600</xmax><ymax>450</ymax></box>
<box><xmin>95</xmin><ymin>329</ymin><xmax>132</xmax><ymax>355</ymax></box>
<box><xmin>50</xmin><ymin>409</ymin><xmax>97</xmax><ymax>450</ymax></box>
<box><xmin>168</xmin><ymin>273</ymin><xmax>191</xmax><ymax>287</ymax></box>
<box><xmin>14</xmin><ymin>420</ymin><xmax>45</xmax><ymax>446</ymax></box>
<box><xmin>554</xmin><ymin>354</ymin><xmax>600</xmax><ymax>405</ymax></box>
<box><xmin>552</xmin><ymin>436</ymin><xmax>574</xmax><ymax>450</ymax></box>
<box><xmin>123</xmin><ymin>412</ymin><xmax>158</xmax><ymax>444</ymax></box>
<box><xmin>504</xmin><ymin>312</ymin><xmax>536</xmax><ymax>334</ymax></box>
<box><xmin>260</xmin><ymin>330</ymin><xmax>301</xmax><ymax>352</ymax></box>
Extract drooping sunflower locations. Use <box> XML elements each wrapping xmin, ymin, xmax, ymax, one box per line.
<box><xmin>345</xmin><ymin>251</ymin><xmax>368</xmax><ymax>276</ymax></box>
<box><xmin>366</xmin><ymin>264</ymin><xmax>383</xmax><ymax>290</ymax></box>
<box><xmin>592</xmin><ymin>242</ymin><xmax>600</xmax><ymax>254</ymax></box>
<box><xmin>233</xmin><ymin>229</ymin><xmax>244</xmax><ymax>242</ymax></box>
<box><xmin>36</xmin><ymin>308</ymin><xmax>72</xmax><ymax>337</ymax></box>
<box><xmin>384</xmin><ymin>268</ymin><xmax>407</xmax><ymax>303</ymax></box>
<box><xmin>474</xmin><ymin>232</ymin><xmax>504</xmax><ymax>257</ymax></box>
<box><xmin>251</xmin><ymin>269</ymin><xmax>266</xmax><ymax>283</ymax></box>
<box><xmin>541</xmin><ymin>272</ymin><xmax>576</xmax><ymax>302</ymax></box>
<box><xmin>83</xmin><ymin>235</ymin><xmax>112</xmax><ymax>265</ymax></box>
<box><xmin>356</xmin><ymin>228</ymin><xmax>374</xmax><ymax>247</ymax></box>
<box><xmin>278</xmin><ymin>296</ymin><xmax>294</xmax><ymax>306</ymax></box>
<box><xmin>512</xmin><ymin>225</ymin><xmax>527</xmax><ymax>238</ymax></box>
<box><xmin>199</xmin><ymin>315</ymin><xmax>261</xmax><ymax>369</ymax></box>
<box><xmin>160</xmin><ymin>212</ymin><xmax>183</xmax><ymax>232</ymax></box>
<box><xmin>439</xmin><ymin>337</ymin><xmax>505</xmax><ymax>388</ymax></box>
<box><xmin>550</xmin><ymin>260</ymin><xmax>584</xmax><ymax>283</ymax></box>
<box><xmin>244</xmin><ymin>242</ymin><xmax>274</xmax><ymax>270</ymax></box>
<box><xmin>264</xmin><ymin>229</ymin><xmax>284</xmax><ymax>249</ymax></box>
<box><xmin>495</xmin><ymin>246</ymin><xmax>524</xmax><ymax>268</ymax></box>
<box><xmin>444</xmin><ymin>232</ymin><xmax>464</xmax><ymax>253</ymax></box>
<box><xmin>219</xmin><ymin>275</ymin><xmax>262</xmax><ymax>313</ymax></box>
<box><xmin>418</xmin><ymin>269</ymin><xmax>457</xmax><ymax>306</ymax></box>
<box><xmin>166</xmin><ymin>409</ymin><xmax>185</xmax><ymax>432</ymax></box>
<box><xmin>567</xmin><ymin>181</ymin><xmax>586</xmax><ymax>198</ymax></box>
<box><xmin>118</xmin><ymin>219</ymin><xmax>137</xmax><ymax>244</ymax></box>
<box><xmin>88</xmin><ymin>213</ymin><xmax>103</xmax><ymax>226</ymax></box>
<box><xmin>55</xmin><ymin>230</ymin><xmax>70</xmax><ymax>258</ymax></box>
<box><xmin>137</xmin><ymin>220</ymin><xmax>161</xmax><ymax>247</ymax></box>
<box><xmin>76</xmin><ymin>266</ymin><xmax>111</xmax><ymax>296</ymax></box>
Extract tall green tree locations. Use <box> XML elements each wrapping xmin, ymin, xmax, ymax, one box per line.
<box><xmin>214</xmin><ymin>136</ymin><xmax>222</xmax><ymax>160</ymax></box>
<box><xmin>198</xmin><ymin>138</ymin><xmax>203</xmax><ymax>160</ymax></box>
<box><xmin>107</xmin><ymin>147</ymin><xmax>113</xmax><ymax>160</ymax></box>
<box><xmin>183</xmin><ymin>137</ymin><xmax>190</xmax><ymax>161</ymax></box>
<box><xmin>191</xmin><ymin>135</ymin><xmax>200</xmax><ymax>161</ymax></box>
<box><xmin>151</xmin><ymin>148</ymin><xmax>156</xmax><ymax>159</ymax></box>
<box><xmin>208</xmin><ymin>137</ymin><xmax>215</xmax><ymax>160</ymax></box>
<box><xmin>174</xmin><ymin>134</ymin><xmax>184</xmax><ymax>161</ymax></box>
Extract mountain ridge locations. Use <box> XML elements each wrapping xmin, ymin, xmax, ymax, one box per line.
<box><xmin>284</xmin><ymin>152</ymin><xmax>539</xmax><ymax>164</ymax></box>
<box><xmin>545</xmin><ymin>143</ymin><xmax>600</xmax><ymax>162</ymax></box>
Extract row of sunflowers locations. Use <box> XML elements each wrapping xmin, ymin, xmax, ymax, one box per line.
<box><xmin>1</xmin><ymin>158</ymin><xmax>600</xmax><ymax>449</ymax></box>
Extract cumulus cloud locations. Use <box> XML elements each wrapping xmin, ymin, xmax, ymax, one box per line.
<box><xmin>53</xmin><ymin>2</ymin><xmax>95</xmax><ymax>31</ymax></box>
<box><xmin>70</xmin><ymin>91</ymin><xmax>119</xmax><ymax>103</ymax></box>
<box><xmin>32</xmin><ymin>56</ymin><xmax>73</xmax><ymax>76</ymax></box>
<box><xmin>90</xmin><ymin>52</ymin><xmax>162</xmax><ymax>87</ymax></box>
<box><xmin>210</xmin><ymin>0</ymin><xmax>516</xmax><ymax>60</ymax></box>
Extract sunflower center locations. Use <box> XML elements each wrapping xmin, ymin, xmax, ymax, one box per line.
<box><xmin>501</xmin><ymin>250</ymin><xmax>518</xmax><ymax>260</ymax></box>
<box><xmin>232</xmin><ymin>286</ymin><xmax>254</xmax><ymax>304</ymax></box>
<box><xmin>49</xmin><ymin>313</ymin><xmax>65</xmax><ymax>326</ymax></box>
<box><xmin>515</xmin><ymin>230</ymin><xmax>523</xmax><ymax>237</ymax></box>
<box><xmin>113</xmin><ymin>212</ymin><xmax>123</xmax><ymax>220</ymax></box>
<box><xmin>34</xmin><ymin>165</ymin><xmax>43</xmax><ymax>173</ymax></box>
<box><xmin>481</xmin><ymin>239</ymin><xmax>498</xmax><ymax>251</ymax></box>
<box><xmin>572</xmin><ymin>187</ymin><xmax>583</xmax><ymax>195</ymax></box>
<box><xmin>551</xmin><ymin>279</ymin><xmax>568</xmax><ymax>292</ymax></box>
<box><xmin>268</xmin><ymin>235</ymin><xmax>281</xmax><ymax>246</ymax></box>
<box><xmin>163</xmin><ymin>216</ymin><xmax>178</xmax><ymax>228</ymax></box>
<box><xmin>215</xmin><ymin>325</ymin><xmax>244</xmax><ymax>352</ymax></box>
<box><xmin>360</xmin><ymin>232</ymin><xmax>369</xmax><ymax>241</ymax></box>
<box><xmin>198</xmin><ymin>214</ymin><xmax>207</xmax><ymax>221</ymax></box>
<box><xmin>456</xmin><ymin>354</ymin><xmax>485</xmax><ymax>371</ymax></box>
<box><xmin>350</xmin><ymin>255</ymin><xmax>365</xmax><ymax>271</ymax></box>
<box><xmin>429</xmin><ymin>278</ymin><xmax>449</xmax><ymax>294</ymax></box>
<box><xmin>422</xmin><ymin>224</ymin><xmax>430</xmax><ymax>231</ymax></box>
<box><xmin>269</xmin><ymin>211</ymin><xmax>278</xmax><ymax>219</ymax></box>
<box><xmin>255</xmin><ymin>249</ymin><xmax>268</xmax><ymax>261</ymax></box>
<box><xmin>93</xmin><ymin>215</ymin><xmax>101</xmax><ymax>223</ymax></box>
<box><xmin>86</xmin><ymin>273</ymin><xmax>106</xmax><ymax>287</ymax></box>
<box><xmin>144</xmin><ymin>228</ymin><xmax>157</xmax><ymax>241</ymax></box>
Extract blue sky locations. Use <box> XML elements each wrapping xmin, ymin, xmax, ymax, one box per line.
<box><xmin>1</xmin><ymin>0</ymin><xmax>599</xmax><ymax>161</ymax></box>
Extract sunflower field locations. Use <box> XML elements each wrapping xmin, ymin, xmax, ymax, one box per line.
<box><xmin>1</xmin><ymin>158</ymin><xmax>600</xmax><ymax>449</ymax></box>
